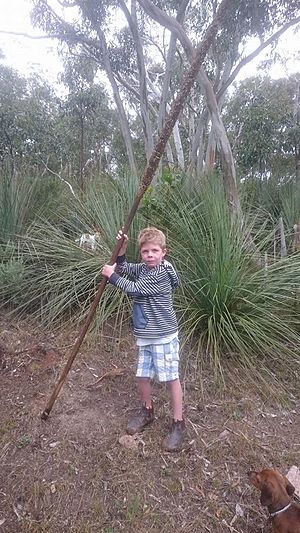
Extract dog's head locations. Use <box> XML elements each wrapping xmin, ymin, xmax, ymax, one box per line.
<box><xmin>248</xmin><ymin>469</ymin><xmax>295</xmax><ymax>507</ymax></box>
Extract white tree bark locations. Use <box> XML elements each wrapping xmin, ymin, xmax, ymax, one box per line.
<box><xmin>98</xmin><ymin>28</ymin><xmax>138</xmax><ymax>177</ymax></box>
<box><xmin>188</xmin><ymin>108</ymin><xmax>208</xmax><ymax>175</ymax></box>
<box><xmin>119</xmin><ymin>0</ymin><xmax>154</xmax><ymax>160</ymax></box>
<box><xmin>147</xmin><ymin>75</ymin><xmax>184</xmax><ymax>169</ymax></box>
<box><xmin>137</xmin><ymin>0</ymin><xmax>241</xmax><ymax>213</ymax></box>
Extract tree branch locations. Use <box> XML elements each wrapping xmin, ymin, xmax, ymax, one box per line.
<box><xmin>217</xmin><ymin>16</ymin><xmax>300</xmax><ymax>99</ymax></box>
<box><xmin>119</xmin><ymin>0</ymin><xmax>154</xmax><ymax>158</ymax></box>
<box><xmin>0</xmin><ymin>30</ymin><xmax>59</xmax><ymax>39</ymax></box>
<box><xmin>40</xmin><ymin>160</ymin><xmax>77</xmax><ymax>197</ymax></box>
<box><xmin>57</xmin><ymin>0</ymin><xmax>77</xmax><ymax>7</ymax></box>
<box><xmin>137</xmin><ymin>0</ymin><xmax>194</xmax><ymax>61</ymax></box>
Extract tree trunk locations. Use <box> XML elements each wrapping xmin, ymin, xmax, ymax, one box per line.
<box><xmin>79</xmin><ymin>112</ymin><xmax>84</xmax><ymax>191</ymax></box>
<box><xmin>120</xmin><ymin>0</ymin><xmax>154</xmax><ymax>160</ymax></box>
<box><xmin>157</xmin><ymin>0</ymin><xmax>189</xmax><ymax>131</ymax></box>
<box><xmin>156</xmin><ymin>0</ymin><xmax>189</xmax><ymax>173</ymax></box>
<box><xmin>137</xmin><ymin>0</ymin><xmax>241</xmax><ymax>214</ymax></box>
<box><xmin>292</xmin><ymin>222</ymin><xmax>300</xmax><ymax>253</ymax></box>
<box><xmin>279</xmin><ymin>217</ymin><xmax>287</xmax><ymax>258</ymax></box>
<box><xmin>188</xmin><ymin>108</ymin><xmax>208</xmax><ymax>175</ymax></box>
<box><xmin>294</xmin><ymin>80</ymin><xmax>300</xmax><ymax>182</ymax></box>
<box><xmin>196</xmin><ymin>68</ymin><xmax>240</xmax><ymax>212</ymax></box>
<box><xmin>97</xmin><ymin>28</ymin><xmax>138</xmax><ymax>177</ymax></box>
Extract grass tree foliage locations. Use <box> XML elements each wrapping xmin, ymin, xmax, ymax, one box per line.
<box><xmin>0</xmin><ymin>173</ymin><xmax>143</xmax><ymax>329</ymax></box>
<box><xmin>240</xmin><ymin>178</ymin><xmax>300</xmax><ymax>254</ymax></box>
<box><xmin>0</xmin><ymin>173</ymin><xmax>65</xmax><ymax>244</ymax></box>
<box><xmin>1</xmin><ymin>172</ymin><xmax>300</xmax><ymax>392</ymax></box>
<box><xmin>149</xmin><ymin>176</ymin><xmax>300</xmax><ymax>388</ymax></box>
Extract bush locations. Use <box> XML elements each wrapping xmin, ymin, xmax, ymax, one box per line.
<box><xmin>2</xmin><ymin>172</ymin><xmax>300</xmax><ymax>392</ymax></box>
<box><xmin>148</xmin><ymin>175</ymin><xmax>300</xmax><ymax>388</ymax></box>
<box><xmin>0</xmin><ymin>242</ymin><xmax>26</xmax><ymax>306</ymax></box>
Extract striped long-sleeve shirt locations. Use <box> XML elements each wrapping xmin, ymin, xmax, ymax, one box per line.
<box><xmin>109</xmin><ymin>255</ymin><xmax>179</xmax><ymax>338</ymax></box>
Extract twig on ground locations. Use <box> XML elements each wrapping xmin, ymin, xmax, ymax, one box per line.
<box><xmin>82</xmin><ymin>360</ymin><xmax>99</xmax><ymax>378</ymax></box>
<box><xmin>86</xmin><ymin>366</ymin><xmax>126</xmax><ymax>388</ymax></box>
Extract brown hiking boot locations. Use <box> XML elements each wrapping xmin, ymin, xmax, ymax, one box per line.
<box><xmin>126</xmin><ymin>404</ymin><xmax>154</xmax><ymax>435</ymax></box>
<box><xmin>163</xmin><ymin>419</ymin><xmax>186</xmax><ymax>452</ymax></box>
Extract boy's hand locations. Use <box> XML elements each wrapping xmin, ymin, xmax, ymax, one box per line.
<box><xmin>102</xmin><ymin>263</ymin><xmax>116</xmax><ymax>279</ymax></box>
<box><xmin>117</xmin><ymin>228</ymin><xmax>128</xmax><ymax>256</ymax></box>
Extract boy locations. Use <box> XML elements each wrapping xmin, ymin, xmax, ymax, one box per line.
<box><xmin>102</xmin><ymin>227</ymin><xmax>185</xmax><ymax>452</ymax></box>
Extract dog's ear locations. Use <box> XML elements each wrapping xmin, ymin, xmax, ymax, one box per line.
<box><xmin>260</xmin><ymin>484</ymin><xmax>273</xmax><ymax>507</ymax></box>
<box><xmin>248</xmin><ymin>471</ymin><xmax>261</xmax><ymax>488</ymax></box>
<box><xmin>284</xmin><ymin>477</ymin><xmax>295</xmax><ymax>496</ymax></box>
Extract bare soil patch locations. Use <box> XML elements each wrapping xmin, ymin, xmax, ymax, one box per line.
<box><xmin>0</xmin><ymin>312</ymin><xmax>300</xmax><ymax>532</ymax></box>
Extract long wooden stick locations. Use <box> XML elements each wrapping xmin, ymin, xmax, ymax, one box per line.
<box><xmin>41</xmin><ymin>0</ymin><xmax>231</xmax><ymax>420</ymax></box>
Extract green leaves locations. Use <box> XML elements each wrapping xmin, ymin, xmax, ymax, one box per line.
<box><xmin>224</xmin><ymin>75</ymin><xmax>300</xmax><ymax>180</ymax></box>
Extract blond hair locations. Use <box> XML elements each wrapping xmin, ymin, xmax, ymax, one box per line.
<box><xmin>137</xmin><ymin>227</ymin><xmax>166</xmax><ymax>249</ymax></box>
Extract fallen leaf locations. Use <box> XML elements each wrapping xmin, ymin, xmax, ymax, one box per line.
<box><xmin>235</xmin><ymin>503</ymin><xmax>244</xmax><ymax>517</ymax></box>
<box><xmin>49</xmin><ymin>441</ymin><xmax>60</xmax><ymax>448</ymax></box>
<box><xmin>218</xmin><ymin>429</ymin><xmax>230</xmax><ymax>440</ymax></box>
<box><xmin>118</xmin><ymin>434</ymin><xmax>139</xmax><ymax>450</ymax></box>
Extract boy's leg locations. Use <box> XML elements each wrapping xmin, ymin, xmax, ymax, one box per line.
<box><xmin>167</xmin><ymin>378</ymin><xmax>183</xmax><ymax>421</ymax></box>
<box><xmin>152</xmin><ymin>339</ymin><xmax>186</xmax><ymax>451</ymax></box>
<box><xmin>126</xmin><ymin>348</ymin><xmax>155</xmax><ymax>435</ymax></box>
<box><xmin>162</xmin><ymin>378</ymin><xmax>185</xmax><ymax>452</ymax></box>
<box><xmin>137</xmin><ymin>377</ymin><xmax>152</xmax><ymax>408</ymax></box>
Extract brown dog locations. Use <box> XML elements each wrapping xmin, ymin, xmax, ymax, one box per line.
<box><xmin>249</xmin><ymin>469</ymin><xmax>300</xmax><ymax>532</ymax></box>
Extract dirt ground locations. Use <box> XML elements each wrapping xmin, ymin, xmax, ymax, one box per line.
<box><xmin>0</xmin><ymin>311</ymin><xmax>300</xmax><ymax>533</ymax></box>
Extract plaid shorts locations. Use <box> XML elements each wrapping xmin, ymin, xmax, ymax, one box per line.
<box><xmin>136</xmin><ymin>337</ymin><xmax>179</xmax><ymax>382</ymax></box>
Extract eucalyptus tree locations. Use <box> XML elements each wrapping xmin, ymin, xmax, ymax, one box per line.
<box><xmin>30</xmin><ymin>0</ymin><xmax>300</xmax><ymax>214</ymax></box>
<box><xmin>224</xmin><ymin>75</ymin><xmax>300</xmax><ymax>182</ymax></box>
<box><xmin>0</xmin><ymin>65</ymin><xmax>28</xmax><ymax>180</ymax></box>
<box><xmin>31</xmin><ymin>0</ymin><xmax>140</xmax><ymax>177</ymax></box>
<box><xmin>21</xmin><ymin>74</ymin><xmax>62</xmax><ymax>174</ymax></box>
<box><xmin>59</xmin><ymin>54</ymin><xmax>120</xmax><ymax>189</ymax></box>
<box><xmin>136</xmin><ymin>0</ymin><xmax>300</xmax><ymax>211</ymax></box>
<box><xmin>30</xmin><ymin>0</ymin><xmax>231</xmax><ymax>195</ymax></box>
<box><xmin>0</xmin><ymin>64</ymin><xmax>59</xmax><ymax>180</ymax></box>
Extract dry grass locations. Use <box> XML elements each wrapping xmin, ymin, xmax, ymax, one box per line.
<box><xmin>0</xmin><ymin>313</ymin><xmax>299</xmax><ymax>532</ymax></box>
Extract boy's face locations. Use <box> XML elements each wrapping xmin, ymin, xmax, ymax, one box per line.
<box><xmin>140</xmin><ymin>240</ymin><xmax>166</xmax><ymax>268</ymax></box>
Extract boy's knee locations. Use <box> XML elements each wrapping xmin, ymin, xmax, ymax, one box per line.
<box><xmin>166</xmin><ymin>378</ymin><xmax>180</xmax><ymax>387</ymax></box>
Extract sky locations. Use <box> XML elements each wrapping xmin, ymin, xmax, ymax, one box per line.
<box><xmin>0</xmin><ymin>0</ymin><xmax>63</xmax><ymax>88</ymax></box>
<box><xmin>0</xmin><ymin>0</ymin><xmax>299</xmax><ymax>92</ymax></box>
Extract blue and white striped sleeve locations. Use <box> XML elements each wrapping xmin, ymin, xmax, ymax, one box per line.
<box><xmin>109</xmin><ymin>270</ymin><xmax>167</xmax><ymax>296</ymax></box>
<box><xmin>116</xmin><ymin>255</ymin><xmax>143</xmax><ymax>278</ymax></box>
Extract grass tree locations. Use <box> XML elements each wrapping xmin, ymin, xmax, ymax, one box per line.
<box><xmin>1</xmin><ymin>172</ymin><xmax>300</xmax><ymax>396</ymax></box>
<box><xmin>0</xmin><ymin>174</ymin><xmax>143</xmax><ymax>330</ymax></box>
<box><xmin>149</xmin><ymin>176</ymin><xmax>300</xmax><ymax>394</ymax></box>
